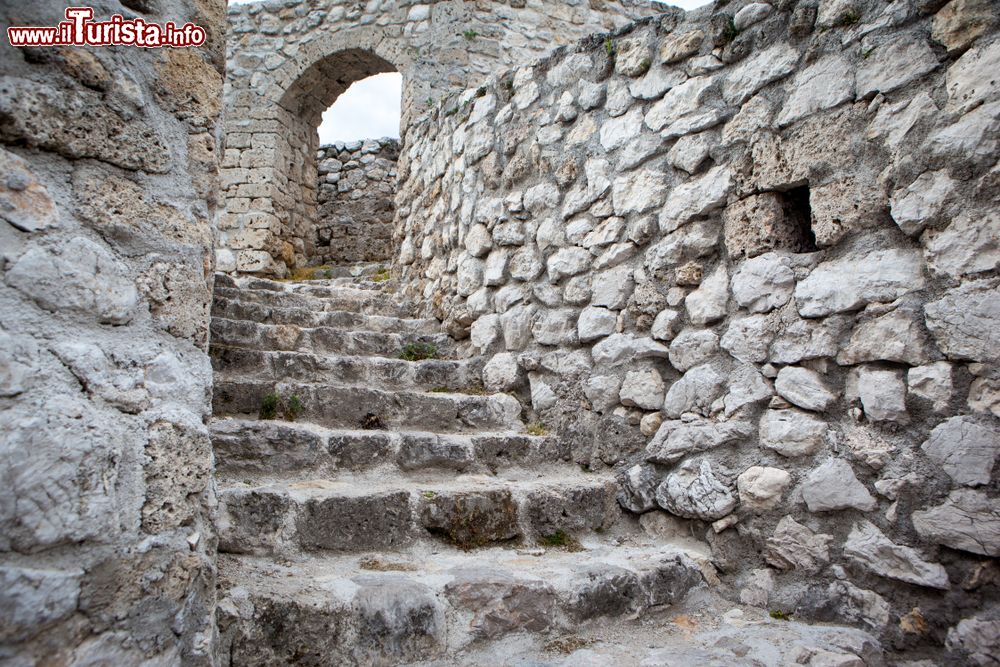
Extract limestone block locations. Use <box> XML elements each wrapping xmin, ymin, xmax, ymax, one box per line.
<box><xmin>737</xmin><ymin>466</ymin><xmax>791</xmax><ymax>511</ymax></box>
<box><xmin>843</xmin><ymin>520</ymin><xmax>949</xmax><ymax>589</ymax></box>
<box><xmin>802</xmin><ymin>459</ymin><xmax>876</xmax><ymax>512</ymax></box>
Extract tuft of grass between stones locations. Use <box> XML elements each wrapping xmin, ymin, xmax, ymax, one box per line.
<box><xmin>770</xmin><ymin>609</ymin><xmax>793</xmax><ymax>621</ymax></box>
<box><xmin>526</xmin><ymin>422</ymin><xmax>548</xmax><ymax>436</ymax></box>
<box><xmin>538</xmin><ymin>530</ymin><xmax>583</xmax><ymax>552</ymax></box>
<box><xmin>259</xmin><ymin>392</ymin><xmax>303</xmax><ymax>421</ymax></box>
<box><xmin>399</xmin><ymin>342</ymin><xmax>439</xmax><ymax>361</ymax></box>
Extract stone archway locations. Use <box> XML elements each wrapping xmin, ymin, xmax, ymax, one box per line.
<box><xmin>215</xmin><ymin>0</ymin><xmax>661</xmax><ymax>278</ymax></box>
<box><xmin>218</xmin><ymin>31</ymin><xmax>411</xmax><ymax>277</ymax></box>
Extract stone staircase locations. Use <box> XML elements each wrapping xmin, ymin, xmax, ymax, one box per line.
<box><xmin>208</xmin><ymin>271</ymin><xmax>715</xmax><ymax>666</ymax></box>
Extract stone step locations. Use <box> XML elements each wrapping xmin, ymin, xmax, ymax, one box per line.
<box><xmin>212</xmin><ymin>379</ymin><xmax>524</xmax><ymax>433</ymax></box>
<box><xmin>210</xmin><ymin>347</ymin><xmax>482</xmax><ymax>392</ymax></box>
<box><xmin>212</xmin><ymin>294</ymin><xmax>439</xmax><ymax>334</ymax></box>
<box><xmin>210</xmin><ymin>317</ymin><xmax>456</xmax><ymax>359</ymax></box>
<box><xmin>215</xmin><ymin>541</ymin><xmax>710</xmax><ymax>667</ymax></box>
<box><xmin>216</xmin><ymin>471</ymin><xmax>620</xmax><ymax>555</ymax></box>
<box><xmin>213</xmin><ymin>279</ymin><xmax>415</xmax><ymax>318</ymax></box>
<box><xmin>211</xmin><ymin>418</ymin><xmax>567</xmax><ymax>477</ymax></box>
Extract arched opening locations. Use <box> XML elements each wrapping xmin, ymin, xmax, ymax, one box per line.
<box><xmin>312</xmin><ymin>73</ymin><xmax>402</xmax><ymax>267</ymax></box>
<box><xmin>217</xmin><ymin>48</ymin><xmax>402</xmax><ymax>278</ymax></box>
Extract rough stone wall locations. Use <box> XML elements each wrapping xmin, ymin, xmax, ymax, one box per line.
<box><xmin>393</xmin><ymin>0</ymin><xmax>1000</xmax><ymax>660</ymax></box>
<box><xmin>218</xmin><ymin>0</ymin><xmax>661</xmax><ymax>278</ymax></box>
<box><xmin>0</xmin><ymin>1</ymin><xmax>223</xmax><ymax>665</ymax></box>
<box><xmin>313</xmin><ymin>138</ymin><xmax>400</xmax><ymax>265</ymax></box>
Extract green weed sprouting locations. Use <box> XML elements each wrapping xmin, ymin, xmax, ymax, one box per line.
<box><xmin>399</xmin><ymin>342</ymin><xmax>439</xmax><ymax>361</ymax></box>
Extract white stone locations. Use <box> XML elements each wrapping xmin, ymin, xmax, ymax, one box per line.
<box><xmin>667</xmin><ymin>133</ymin><xmax>711</xmax><ymax>174</ymax></box>
<box><xmin>456</xmin><ymin>256</ymin><xmax>485</xmax><ymax>297</ymax></box>
<box><xmin>921</xmin><ymin>416</ymin><xmax>1000</xmax><ymax>488</ymax></box>
<box><xmin>656</xmin><ymin>459</ymin><xmax>737</xmax><ymax>521</ymax></box>
<box><xmin>663</xmin><ymin>363</ymin><xmax>727</xmax><ymax>418</ymax></box>
<box><xmin>924</xmin><ymin>100</ymin><xmax>1000</xmax><ymax>166</ymax></box>
<box><xmin>482</xmin><ymin>352</ymin><xmax>521</xmax><ymax>392</ymax></box>
<box><xmin>912</xmin><ymin>489</ymin><xmax>1000</xmax><ymax>556</ymax></box>
<box><xmin>5</xmin><ymin>237</ymin><xmax>139</xmax><ymax>325</ymax></box>
<box><xmin>947</xmin><ymin>612</ymin><xmax>1000</xmax><ymax>667</ymax></box>
<box><xmin>731</xmin><ymin>253</ymin><xmax>796</xmax><ymax>313</ymax></box>
<box><xmin>658</xmin><ymin>166</ymin><xmax>732</xmax><ymax>233</ymax></box>
<box><xmin>592</xmin><ymin>333</ymin><xmax>670</xmax><ymax>367</ymax></box>
<box><xmin>794</xmin><ymin>248</ymin><xmax>926</xmax><ymax>317</ymax></box>
<box><xmin>924</xmin><ymin>211</ymin><xmax>1000</xmax><ymax>278</ymax></box>
<box><xmin>611</xmin><ymin>168</ymin><xmax>668</xmax><ymax>216</ymax></box>
<box><xmin>508</xmin><ymin>245</ymin><xmax>544</xmax><ymax>281</ymax></box>
<box><xmin>802</xmin><ymin>459</ymin><xmax>876</xmax><ymax>513</ymax></box>
<box><xmin>650</xmin><ymin>309</ymin><xmax>681</xmax><ymax>342</ymax></box>
<box><xmin>531</xmin><ymin>308</ymin><xmax>579</xmax><ymax>346</ymax></box>
<box><xmin>771</xmin><ymin>316</ymin><xmax>851</xmax><ymax>365</ymax></box>
<box><xmin>765</xmin><ymin>516</ymin><xmax>832</xmax><ymax>573</ymax></box>
<box><xmin>583</xmin><ymin>374</ymin><xmax>622</xmax><ymax>413</ymax></box>
<box><xmin>619</xmin><ymin>368</ymin><xmax>665</xmax><ymax>411</ymax></box>
<box><xmin>775</xmin><ymin>366</ymin><xmax>837</xmax><ymax>412</ymax></box>
<box><xmin>685</xmin><ymin>264</ymin><xmax>729</xmax><ymax>326</ymax></box>
<box><xmin>546</xmin><ymin>247</ymin><xmax>591</xmax><ymax>282</ymax></box>
<box><xmin>720</xmin><ymin>314</ymin><xmax>775</xmax><ymax>364</ymax></box>
<box><xmin>776</xmin><ymin>55</ymin><xmax>854</xmax><ymax>127</ymax></box>
<box><xmin>483</xmin><ymin>249</ymin><xmax>509</xmax><ymax>287</ymax></box>
<box><xmin>628</xmin><ymin>66</ymin><xmax>686</xmax><ymax>101</ymax></box>
<box><xmin>529</xmin><ymin>373</ymin><xmax>558</xmax><ymax>411</ymax></box>
<box><xmin>843</xmin><ymin>520</ymin><xmax>949</xmax><ymax>590</ymax></box>
<box><xmin>577</xmin><ymin>80</ymin><xmax>606</xmax><ymax>110</ymax></box>
<box><xmin>617</xmin><ymin>463</ymin><xmax>660</xmax><ymax>513</ymax></box>
<box><xmin>722</xmin><ymin>43</ymin><xmax>799</xmax><ymax>105</ymax></box>
<box><xmin>523</xmin><ymin>182</ymin><xmax>560</xmax><ymax>212</ymax></box>
<box><xmin>591</xmin><ymin>265</ymin><xmax>634</xmax><ymax>310</ymax></box>
<box><xmin>599</xmin><ymin>107</ymin><xmax>644</xmax><ymax>150</ymax></box>
<box><xmin>645</xmin><ymin>418</ymin><xmax>753</xmax><ymax>465</ymax></box>
<box><xmin>907</xmin><ymin>362</ymin><xmax>953</xmax><ymax>412</ymax></box>
<box><xmin>644</xmin><ymin>76</ymin><xmax>716</xmax><ymax>132</ymax></box>
<box><xmin>470</xmin><ymin>314</ymin><xmax>501</xmax><ymax>351</ymax></box>
<box><xmin>759</xmin><ymin>409</ymin><xmax>828</xmax><ymax>457</ymax></box>
<box><xmin>669</xmin><ymin>329</ymin><xmax>719</xmax><ymax>373</ymax></box>
<box><xmin>577</xmin><ymin>307</ymin><xmax>617</xmax><ymax>343</ymax></box>
<box><xmin>464</xmin><ymin>224</ymin><xmax>492</xmax><ymax>257</ymax></box>
<box><xmin>837</xmin><ymin>308</ymin><xmax>934</xmax><ymax>366</ymax></box>
<box><xmin>737</xmin><ymin>466</ymin><xmax>791</xmax><ymax>511</ymax></box>
<box><xmin>924</xmin><ymin>280</ymin><xmax>1000</xmax><ymax>363</ymax></box>
<box><xmin>858</xmin><ymin>35</ymin><xmax>939</xmax><ymax>98</ymax></box>
<box><xmin>501</xmin><ymin>305</ymin><xmax>536</xmax><ymax>351</ymax></box>
<box><xmin>724</xmin><ymin>364</ymin><xmax>772</xmax><ymax>416</ymax></box>
<box><xmin>889</xmin><ymin>170</ymin><xmax>956</xmax><ymax>237</ymax></box>
<box><xmin>734</xmin><ymin>2</ymin><xmax>773</xmax><ymax>30</ymax></box>
<box><xmin>945</xmin><ymin>38</ymin><xmax>1000</xmax><ymax>114</ymax></box>
<box><xmin>857</xmin><ymin>367</ymin><xmax>908</xmax><ymax>423</ymax></box>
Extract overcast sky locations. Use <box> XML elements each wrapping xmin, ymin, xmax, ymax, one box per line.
<box><xmin>229</xmin><ymin>0</ymin><xmax>713</xmax><ymax>142</ymax></box>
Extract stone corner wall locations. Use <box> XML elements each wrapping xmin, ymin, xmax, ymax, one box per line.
<box><xmin>0</xmin><ymin>1</ymin><xmax>224</xmax><ymax>664</ymax></box>
<box><xmin>393</xmin><ymin>0</ymin><xmax>1000</xmax><ymax>662</ymax></box>
<box><xmin>313</xmin><ymin>138</ymin><xmax>400</xmax><ymax>265</ymax></box>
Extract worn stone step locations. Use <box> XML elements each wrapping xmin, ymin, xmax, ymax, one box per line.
<box><xmin>215</xmin><ymin>541</ymin><xmax>709</xmax><ymax>667</ymax></box>
<box><xmin>211</xmin><ymin>418</ymin><xmax>568</xmax><ymax>477</ymax></box>
<box><xmin>212</xmin><ymin>380</ymin><xmax>523</xmax><ymax>433</ymax></box>
<box><xmin>212</xmin><ymin>294</ymin><xmax>438</xmax><ymax>334</ymax></box>
<box><xmin>216</xmin><ymin>471</ymin><xmax>620</xmax><ymax>555</ymax></box>
<box><xmin>213</xmin><ymin>279</ymin><xmax>415</xmax><ymax>318</ymax></box>
<box><xmin>210</xmin><ymin>317</ymin><xmax>456</xmax><ymax>359</ymax></box>
<box><xmin>210</xmin><ymin>348</ymin><xmax>482</xmax><ymax>392</ymax></box>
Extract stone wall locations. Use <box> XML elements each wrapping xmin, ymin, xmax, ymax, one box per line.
<box><xmin>313</xmin><ymin>138</ymin><xmax>400</xmax><ymax>265</ymax></box>
<box><xmin>218</xmin><ymin>0</ymin><xmax>662</xmax><ymax>278</ymax></box>
<box><xmin>0</xmin><ymin>0</ymin><xmax>223</xmax><ymax>664</ymax></box>
<box><xmin>393</xmin><ymin>0</ymin><xmax>1000</xmax><ymax>660</ymax></box>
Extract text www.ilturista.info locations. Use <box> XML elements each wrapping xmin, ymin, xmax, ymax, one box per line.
<box><xmin>6</xmin><ymin>7</ymin><xmax>206</xmax><ymax>48</ymax></box>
